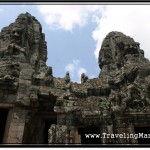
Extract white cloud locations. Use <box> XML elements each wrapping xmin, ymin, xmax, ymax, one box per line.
<box><xmin>65</xmin><ymin>60</ymin><xmax>87</xmax><ymax>82</ymax></box>
<box><xmin>92</xmin><ymin>5</ymin><xmax>150</xmax><ymax>60</ymax></box>
<box><xmin>37</xmin><ymin>5</ymin><xmax>150</xmax><ymax>75</ymax></box>
<box><xmin>37</xmin><ymin>5</ymin><xmax>102</xmax><ymax>31</ymax></box>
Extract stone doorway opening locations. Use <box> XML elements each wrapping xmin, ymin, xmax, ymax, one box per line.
<box><xmin>0</xmin><ymin>108</ymin><xmax>8</xmax><ymax>143</ymax></box>
<box><xmin>44</xmin><ymin>119</ymin><xmax>57</xmax><ymax>144</ymax></box>
<box><xmin>78</xmin><ymin>127</ymin><xmax>101</xmax><ymax>144</ymax></box>
<box><xmin>134</xmin><ymin>127</ymin><xmax>150</xmax><ymax>144</ymax></box>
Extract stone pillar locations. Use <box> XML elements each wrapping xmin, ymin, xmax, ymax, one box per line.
<box><xmin>113</xmin><ymin>118</ymin><xmax>137</xmax><ymax>144</ymax></box>
<box><xmin>48</xmin><ymin>124</ymin><xmax>69</xmax><ymax>144</ymax></box>
<box><xmin>48</xmin><ymin>124</ymin><xmax>81</xmax><ymax>144</ymax></box>
<box><xmin>101</xmin><ymin>124</ymin><xmax>108</xmax><ymax>144</ymax></box>
<box><xmin>113</xmin><ymin>118</ymin><xmax>127</xmax><ymax>144</ymax></box>
<box><xmin>22</xmin><ymin>113</ymin><xmax>45</xmax><ymax>144</ymax></box>
<box><xmin>101</xmin><ymin>124</ymin><xmax>115</xmax><ymax>144</ymax></box>
<box><xmin>6</xmin><ymin>107</ymin><xmax>29</xmax><ymax>143</ymax></box>
<box><xmin>101</xmin><ymin>116</ymin><xmax>114</xmax><ymax>144</ymax></box>
<box><xmin>125</xmin><ymin>123</ymin><xmax>138</xmax><ymax>144</ymax></box>
<box><xmin>69</xmin><ymin>128</ymin><xmax>81</xmax><ymax>144</ymax></box>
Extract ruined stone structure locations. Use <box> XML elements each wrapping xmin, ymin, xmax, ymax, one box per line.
<box><xmin>0</xmin><ymin>13</ymin><xmax>150</xmax><ymax>145</ymax></box>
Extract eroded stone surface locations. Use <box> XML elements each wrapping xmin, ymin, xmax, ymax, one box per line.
<box><xmin>0</xmin><ymin>13</ymin><xmax>150</xmax><ymax>145</ymax></box>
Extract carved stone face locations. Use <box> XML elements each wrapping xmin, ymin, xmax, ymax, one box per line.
<box><xmin>114</xmin><ymin>35</ymin><xmax>139</xmax><ymax>55</ymax></box>
<box><xmin>11</xmin><ymin>28</ymin><xmax>23</xmax><ymax>45</ymax></box>
<box><xmin>98</xmin><ymin>32</ymin><xmax>142</xmax><ymax>73</ymax></box>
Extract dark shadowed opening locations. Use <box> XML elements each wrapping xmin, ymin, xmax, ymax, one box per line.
<box><xmin>0</xmin><ymin>108</ymin><xmax>8</xmax><ymax>144</ymax></box>
<box><xmin>44</xmin><ymin>119</ymin><xmax>57</xmax><ymax>144</ymax></box>
<box><xmin>134</xmin><ymin>127</ymin><xmax>150</xmax><ymax>144</ymax></box>
<box><xmin>78</xmin><ymin>127</ymin><xmax>101</xmax><ymax>144</ymax></box>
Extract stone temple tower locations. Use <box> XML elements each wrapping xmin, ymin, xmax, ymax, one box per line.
<box><xmin>0</xmin><ymin>13</ymin><xmax>150</xmax><ymax>145</ymax></box>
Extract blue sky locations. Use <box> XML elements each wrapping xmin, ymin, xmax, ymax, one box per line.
<box><xmin>0</xmin><ymin>4</ymin><xmax>150</xmax><ymax>83</ymax></box>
